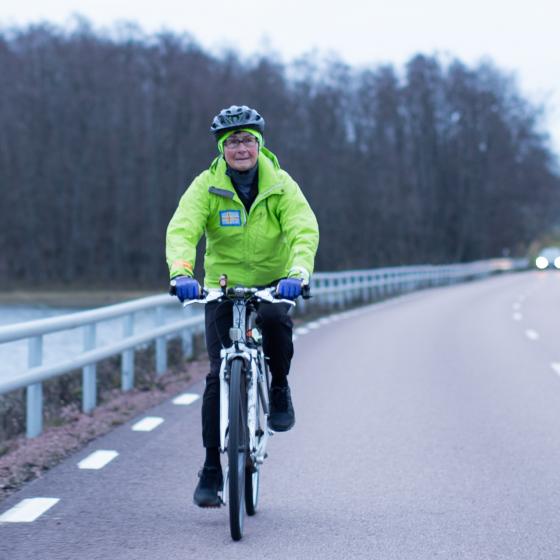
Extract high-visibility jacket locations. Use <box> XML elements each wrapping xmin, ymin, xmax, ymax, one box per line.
<box><xmin>166</xmin><ymin>148</ymin><xmax>319</xmax><ymax>288</ymax></box>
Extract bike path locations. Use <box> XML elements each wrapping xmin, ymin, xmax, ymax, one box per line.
<box><xmin>3</xmin><ymin>271</ymin><xmax>560</xmax><ymax>558</ymax></box>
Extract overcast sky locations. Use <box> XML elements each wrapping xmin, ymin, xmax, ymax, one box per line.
<box><xmin>2</xmin><ymin>0</ymin><xmax>560</xmax><ymax>155</ymax></box>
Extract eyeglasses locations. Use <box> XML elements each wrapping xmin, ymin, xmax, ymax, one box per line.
<box><xmin>224</xmin><ymin>136</ymin><xmax>258</xmax><ymax>149</ymax></box>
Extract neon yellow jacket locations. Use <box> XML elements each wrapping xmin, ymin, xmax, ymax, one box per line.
<box><xmin>166</xmin><ymin>148</ymin><xmax>319</xmax><ymax>288</ymax></box>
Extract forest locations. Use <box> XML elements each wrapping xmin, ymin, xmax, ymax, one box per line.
<box><xmin>1</xmin><ymin>21</ymin><xmax>559</xmax><ymax>288</ymax></box>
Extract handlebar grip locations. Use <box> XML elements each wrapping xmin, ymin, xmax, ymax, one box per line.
<box><xmin>302</xmin><ymin>284</ymin><xmax>311</xmax><ymax>299</ymax></box>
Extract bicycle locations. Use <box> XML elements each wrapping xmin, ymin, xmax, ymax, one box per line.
<box><xmin>175</xmin><ymin>275</ymin><xmax>303</xmax><ymax>541</ymax></box>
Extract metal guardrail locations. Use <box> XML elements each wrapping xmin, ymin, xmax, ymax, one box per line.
<box><xmin>0</xmin><ymin>258</ymin><xmax>527</xmax><ymax>438</ymax></box>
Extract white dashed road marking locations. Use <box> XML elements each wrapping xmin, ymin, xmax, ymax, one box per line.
<box><xmin>132</xmin><ymin>417</ymin><xmax>164</xmax><ymax>432</ymax></box>
<box><xmin>0</xmin><ymin>498</ymin><xmax>59</xmax><ymax>523</ymax></box>
<box><xmin>551</xmin><ymin>363</ymin><xmax>560</xmax><ymax>376</ymax></box>
<box><xmin>525</xmin><ymin>329</ymin><xmax>539</xmax><ymax>341</ymax></box>
<box><xmin>172</xmin><ymin>393</ymin><xmax>200</xmax><ymax>406</ymax></box>
<box><xmin>307</xmin><ymin>321</ymin><xmax>320</xmax><ymax>329</ymax></box>
<box><xmin>78</xmin><ymin>450</ymin><xmax>119</xmax><ymax>470</ymax></box>
<box><xmin>295</xmin><ymin>327</ymin><xmax>309</xmax><ymax>335</ymax></box>
<box><xmin>513</xmin><ymin>312</ymin><xmax>522</xmax><ymax>321</ymax></box>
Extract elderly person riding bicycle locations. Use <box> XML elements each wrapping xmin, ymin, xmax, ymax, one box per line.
<box><xmin>166</xmin><ymin>105</ymin><xmax>319</xmax><ymax>507</ymax></box>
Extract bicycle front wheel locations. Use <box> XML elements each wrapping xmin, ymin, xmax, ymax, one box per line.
<box><xmin>228</xmin><ymin>358</ymin><xmax>248</xmax><ymax>541</ymax></box>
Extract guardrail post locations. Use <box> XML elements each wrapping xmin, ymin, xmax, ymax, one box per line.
<box><xmin>361</xmin><ymin>275</ymin><xmax>368</xmax><ymax>302</ymax></box>
<box><xmin>121</xmin><ymin>314</ymin><xmax>135</xmax><ymax>391</ymax></box>
<box><xmin>299</xmin><ymin>292</ymin><xmax>307</xmax><ymax>315</ymax></box>
<box><xmin>326</xmin><ymin>277</ymin><xmax>335</xmax><ymax>310</ymax></box>
<box><xmin>26</xmin><ymin>336</ymin><xmax>43</xmax><ymax>438</ymax></box>
<box><xmin>182</xmin><ymin>327</ymin><xmax>194</xmax><ymax>359</ymax></box>
<box><xmin>313</xmin><ymin>278</ymin><xmax>322</xmax><ymax>308</ymax></box>
<box><xmin>155</xmin><ymin>306</ymin><xmax>167</xmax><ymax>375</ymax></box>
<box><xmin>82</xmin><ymin>324</ymin><xmax>97</xmax><ymax>413</ymax></box>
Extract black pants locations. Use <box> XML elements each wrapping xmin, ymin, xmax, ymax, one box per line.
<box><xmin>201</xmin><ymin>300</ymin><xmax>294</xmax><ymax>448</ymax></box>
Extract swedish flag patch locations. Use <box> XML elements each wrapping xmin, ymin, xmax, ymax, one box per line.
<box><xmin>219</xmin><ymin>210</ymin><xmax>242</xmax><ymax>227</ymax></box>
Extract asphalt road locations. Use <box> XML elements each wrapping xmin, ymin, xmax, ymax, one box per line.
<box><xmin>2</xmin><ymin>270</ymin><xmax>560</xmax><ymax>559</ymax></box>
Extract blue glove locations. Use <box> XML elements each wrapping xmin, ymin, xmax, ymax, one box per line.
<box><xmin>171</xmin><ymin>276</ymin><xmax>200</xmax><ymax>302</ymax></box>
<box><xmin>277</xmin><ymin>278</ymin><xmax>302</xmax><ymax>300</ymax></box>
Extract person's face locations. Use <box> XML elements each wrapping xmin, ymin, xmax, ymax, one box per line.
<box><xmin>223</xmin><ymin>131</ymin><xmax>259</xmax><ymax>172</ymax></box>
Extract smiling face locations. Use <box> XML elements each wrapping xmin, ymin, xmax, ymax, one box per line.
<box><xmin>223</xmin><ymin>131</ymin><xmax>259</xmax><ymax>172</ymax></box>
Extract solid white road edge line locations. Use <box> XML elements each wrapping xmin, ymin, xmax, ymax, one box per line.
<box><xmin>172</xmin><ymin>393</ymin><xmax>200</xmax><ymax>406</ymax></box>
<box><xmin>525</xmin><ymin>329</ymin><xmax>539</xmax><ymax>341</ymax></box>
<box><xmin>77</xmin><ymin>450</ymin><xmax>119</xmax><ymax>470</ymax></box>
<box><xmin>132</xmin><ymin>417</ymin><xmax>165</xmax><ymax>432</ymax></box>
<box><xmin>0</xmin><ymin>498</ymin><xmax>60</xmax><ymax>523</ymax></box>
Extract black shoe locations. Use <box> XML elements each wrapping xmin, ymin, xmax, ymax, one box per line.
<box><xmin>193</xmin><ymin>466</ymin><xmax>223</xmax><ymax>508</ymax></box>
<box><xmin>268</xmin><ymin>386</ymin><xmax>296</xmax><ymax>432</ymax></box>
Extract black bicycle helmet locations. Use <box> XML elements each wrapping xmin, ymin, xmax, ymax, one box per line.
<box><xmin>210</xmin><ymin>105</ymin><xmax>265</xmax><ymax>137</ymax></box>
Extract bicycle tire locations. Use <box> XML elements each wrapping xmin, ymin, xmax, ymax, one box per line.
<box><xmin>228</xmin><ymin>358</ymin><xmax>247</xmax><ymax>541</ymax></box>
<box><xmin>245</xmin><ymin>467</ymin><xmax>259</xmax><ymax>516</ymax></box>
<box><xmin>246</xmin><ymin>351</ymin><xmax>269</xmax><ymax>515</ymax></box>
<box><xmin>245</xmin><ymin>385</ymin><xmax>261</xmax><ymax>516</ymax></box>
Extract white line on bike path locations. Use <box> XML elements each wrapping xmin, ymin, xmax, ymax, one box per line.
<box><xmin>0</xmin><ymin>498</ymin><xmax>59</xmax><ymax>523</ymax></box>
<box><xmin>172</xmin><ymin>393</ymin><xmax>200</xmax><ymax>405</ymax></box>
<box><xmin>307</xmin><ymin>321</ymin><xmax>321</xmax><ymax>329</ymax></box>
<box><xmin>77</xmin><ymin>450</ymin><xmax>119</xmax><ymax>470</ymax></box>
<box><xmin>551</xmin><ymin>363</ymin><xmax>560</xmax><ymax>376</ymax></box>
<box><xmin>513</xmin><ymin>312</ymin><xmax>523</xmax><ymax>321</ymax></box>
<box><xmin>525</xmin><ymin>329</ymin><xmax>539</xmax><ymax>341</ymax></box>
<box><xmin>131</xmin><ymin>417</ymin><xmax>164</xmax><ymax>431</ymax></box>
<box><xmin>295</xmin><ymin>327</ymin><xmax>309</xmax><ymax>335</ymax></box>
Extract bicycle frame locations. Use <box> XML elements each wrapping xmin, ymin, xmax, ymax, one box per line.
<box><xmin>218</xmin><ymin>300</ymin><xmax>270</xmax><ymax>467</ymax></box>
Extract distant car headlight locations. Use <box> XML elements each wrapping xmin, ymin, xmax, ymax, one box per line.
<box><xmin>536</xmin><ymin>256</ymin><xmax>549</xmax><ymax>269</ymax></box>
<box><xmin>554</xmin><ymin>257</ymin><xmax>560</xmax><ymax>269</ymax></box>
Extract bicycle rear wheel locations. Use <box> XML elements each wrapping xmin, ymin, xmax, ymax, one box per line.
<box><xmin>245</xmin><ymin>389</ymin><xmax>261</xmax><ymax>516</ymax></box>
<box><xmin>228</xmin><ymin>358</ymin><xmax>248</xmax><ymax>541</ymax></box>
<box><xmin>246</xmin><ymin>352</ymin><xmax>269</xmax><ymax>515</ymax></box>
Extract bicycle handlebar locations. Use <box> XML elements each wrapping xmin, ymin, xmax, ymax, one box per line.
<box><xmin>170</xmin><ymin>277</ymin><xmax>310</xmax><ymax>306</ymax></box>
<box><xmin>181</xmin><ymin>286</ymin><xmax>297</xmax><ymax>308</ymax></box>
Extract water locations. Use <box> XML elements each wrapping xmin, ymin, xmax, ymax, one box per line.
<box><xmin>0</xmin><ymin>303</ymin><xmax>202</xmax><ymax>381</ymax></box>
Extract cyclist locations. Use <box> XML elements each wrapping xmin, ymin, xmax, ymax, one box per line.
<box><xmin>166</xmin><ymin>105</ymin><xmax>319</xmax><ymax>507</ymax></box>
